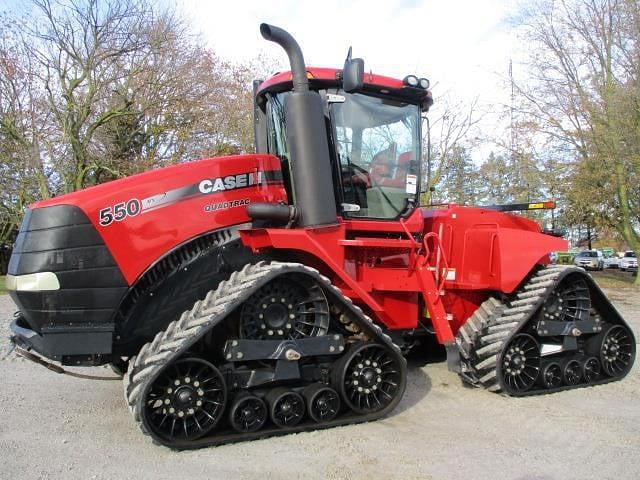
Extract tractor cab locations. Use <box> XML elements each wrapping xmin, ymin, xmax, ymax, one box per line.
<box><xmin>254</xmin><ymin>65</ymin><xmax>431</xmax><ymax>222</ymax></box>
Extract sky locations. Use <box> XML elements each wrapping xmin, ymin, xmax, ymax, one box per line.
<box><xmin>2</xmin><ymin>0</ymin><xmax>528</xmax><ymax>156</ymax></box>
<box><xmin>177</xmin><ymin>0</ymin><xmax>528</xmax><ymax>149</ymax></box>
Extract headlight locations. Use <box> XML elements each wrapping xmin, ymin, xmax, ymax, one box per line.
<box><xmin>403</xmin><ymin>75</ymin><xmax>419</xmax><ymax>87</ymax></box>
<box><xmin>419</xmin><ymin>77</ymin><xmax>430</xmax><ymax>89</ymax></box>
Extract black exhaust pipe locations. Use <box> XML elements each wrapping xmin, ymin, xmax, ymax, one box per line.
<box><xmin>260</xmin><ymin>23</ymin><xmax>337</xmax><ymax>227</ymax></box>
<box><xmin>260</xmin><ymin>24</ymin><xmax>309</xmax><ymax>92</ymax></box>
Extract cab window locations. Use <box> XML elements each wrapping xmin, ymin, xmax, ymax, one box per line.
<box><xmin>330</xmin><ymin>91</ymin><xmax>421</xmax><ymax>219</ymax></box>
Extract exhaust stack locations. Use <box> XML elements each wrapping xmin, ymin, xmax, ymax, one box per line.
<box><xmin>260</xmin><ymin>23</ymin><xmax>337</xmax><ymax>227</ymax></box>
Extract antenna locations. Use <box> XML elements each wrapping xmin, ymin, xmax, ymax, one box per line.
<box><xmin>344</xmin><ymin>46</ymin><xmax>353</xmax><ymax>63</ymax></box>
<box><xmin>509</xmin><ymin>59</ymin><xmax>515</xmax><ymax>159</ymax></box>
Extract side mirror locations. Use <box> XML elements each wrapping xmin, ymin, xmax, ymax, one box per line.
<box><xmin>343</xmin><ymin>47</ymin><xmax>364</xmax><ymax>93</ymax></box>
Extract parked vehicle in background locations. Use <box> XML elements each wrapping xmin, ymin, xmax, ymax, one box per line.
<box><xmin>601</xmin><ymin>247</ymin><xmax>615</xmax><ymax>258</ymax></box>
<box><xmin>619</xmin><ymin>251</ymin><xmax>638</xmax><ymax>272</ymax></box>
<box><xmin>554</xmin><ymin>251</ymin><xmax>575</xmax><ymax>265</ymax></box>
<box><xmin>603</xmin><ymin>254</ymin><xmax>620</xmax><ymax>269</ymax></box>
<box><xmin>573</xmin><ymin>250</ymin><xmax>604</xmax><ymax>270</ymax></box>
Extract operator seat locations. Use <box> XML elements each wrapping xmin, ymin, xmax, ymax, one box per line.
<box><xmin>366</xmin><ymin>150</ymin><xmax>412</xmax><ymax>217</ymax></box>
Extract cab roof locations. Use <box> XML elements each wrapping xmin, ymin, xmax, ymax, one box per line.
<box><xmin>256</xmin><ymin>67</ymin><xmax>433</xmax><ymax>110</ymax></box>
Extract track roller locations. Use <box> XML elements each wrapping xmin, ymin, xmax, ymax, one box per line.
<box><xmin>562</xmin><ymin>359</ymin><xmax>582</xmax><ymax>386</ymax></box>
<box><xmin>582</xmin><ymin>356</ymin><xmax>601</xmax><ymax>382</ymax></box>
<box><xmin>303</xmin><ymin>384</ymin><xmax>341</xmax><ymax>423</ymax></box>
<box><xmin>538</xmin><ymin>362</ymin><xmax>562</xmax><ymax>389</ymax></box>
<box><xmin>229</xmin><ymin>393</ymin><xmax>268</xmax><ymax>433</ymax></box>
<box><xmin>266</xmin><ymin>388</ymin><xmax>305</xmax><ymax>428</ymax></box>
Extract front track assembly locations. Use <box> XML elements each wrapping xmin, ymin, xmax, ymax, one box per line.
<box><xmin>125</xmin><ymin>261</ymin><xmax>406</xmax><ymax>449</ymax></box>
<box><xmin>456</xmin><ymin>265</ymin><xmax>636</xmax><ymax>395</ymax></box>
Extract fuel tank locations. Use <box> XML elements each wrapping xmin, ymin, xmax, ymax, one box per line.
<box><xmin>423</xmin><ymin>205</ymin><xmax>567</xmax><ymax>294</ymax></box>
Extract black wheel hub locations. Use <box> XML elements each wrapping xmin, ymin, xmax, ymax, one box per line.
<box><xmin>500</xmin><ymin>334</ymin><xmax>540</xmax><ymax>393</ymax></box>
<box><xmin>599</xmin><ymin>325</ymin><xmax>634</xmax><ymax>377</ymax></box>
<box><xmin>563</xmin><ymin>359</ymin><xmax>582</xmax><ymax>385</ymax></box>
<box><xmin>269</xmin><ymin>390</ymin><xmax>305</xmax><ymax>428</ymax></box>
<box><xmin>583</xmin><ymin>357</ymin><xmax>601</xmax><ymax>382</ymax></box>
<box><xmin>539</xmin><ymin>362</ymin><xmax>562</xmax><ymax>389</ymax></box>
<box><xmin>334</xmin><ymin>343</ymin><xmax>403</xmax><ymax>414</ymax></box>
<box><xmin>230</xmin><ymin>395</ymin><xmax>267</xmax><ymax>433</ymax></box>
<box><xmin>540</xmin><ymin>275</ymin><xmax>590</xmax><ymax>325</ymax></box>
<box><xmin>240</xmin><ymin>278</ymin><xmax>330</xmax><ymax>340</ymax></box>
<box><xmin>143</xmin><ymin>357</ymin><xmax>226</xmax><ymax>441</ymax></box>
<box><xmin>305</xmin><ymin>384</ymin><xmax>341</xmax><ymax>423</ymax></box>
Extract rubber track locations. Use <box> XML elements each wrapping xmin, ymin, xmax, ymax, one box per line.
<box><xmin>456</xmin><ymin>265</ymin><xmax>634</xmax><ymax>395</ymax></box>
<box><xmin>124</xmin><ymin>261</ymin><xmax>406</xmax><ymax>449</ymax></box>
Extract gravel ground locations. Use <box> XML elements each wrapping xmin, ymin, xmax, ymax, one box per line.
<box><xmin>1</xmin><ymin>282</ymin><xmax>638</xmax><ymax>480</ymax></box>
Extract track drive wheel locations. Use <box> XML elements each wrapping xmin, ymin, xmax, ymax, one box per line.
<box><xmin>333</xmin><ymin>343</ymin><xmax>403</xmax><ymax>414</ymax></box>
<box><xmin>141</xmin><ymin>357</ymin><xmax>227</xmax><ymax>441</ymax></box>
<box><xmin>539</xmin><ymin>274</ymin><xmax>590</xmax><ymax>325</ymax></box>
<box><xmin>266</xmin><ymin>388</ymin><xmax>305</xmax><ymax>428</ymax></box>
<box><xmin>303</xmin><ymin>384</ymin><xmax>341</xmax><ymax>423</ymax></box>
<box><xmin>239</xmin><ymin>277</ymin><xmax>329</xmax><ymax>340</ymax></box>
<box><xmin>229</xmin><ymin>393</ymin><xmax>268</xmax><ymax>433</ymax></box>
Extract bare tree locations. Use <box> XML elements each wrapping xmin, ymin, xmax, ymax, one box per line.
<box><xmin>0</xmin><ymin>14</ymin><xmax>51</xmax><ymax>245</ymax></box>
<box><xmin>423</xmin><ymin>94</ymin><xmax>481</xmax><ymax>203</ymax></box>
<box><xmin>514</xmin><ymin>0</ymin><xmax>640</xmax><ymax>283</ymax></box>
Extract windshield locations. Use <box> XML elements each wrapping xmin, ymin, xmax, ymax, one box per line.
<box><xmin>330</xmin><ymin>91</ymin><xmax>421</xmax><ymax>219</ymax></box>
<box><xmin>624</xmin><ymin>252</ymin><xmax>636</xmax><ymax>258</ymax></box>
<box><xmin>578</xmin><ymin>252</ymin><xmax>598</xmax><ymax>257</ymax></box>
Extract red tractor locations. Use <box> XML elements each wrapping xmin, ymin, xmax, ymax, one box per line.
<box><xmin>7</xmin><ymin>24</ymin><xmax>635</xmax><ymax>449</ymax></box>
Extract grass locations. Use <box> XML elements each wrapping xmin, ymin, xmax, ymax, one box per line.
<box><xmin>0</xmin><ymin>276</ymin><xmax>6</xmax><ymax>294</ymax></box>
<box><xmin>590</xmin><ymin>270</ymin><xmax>639</xmax><ymax>290</ymax></box>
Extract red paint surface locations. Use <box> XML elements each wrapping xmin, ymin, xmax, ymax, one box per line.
<box><xmin>34</xmin><ymin>154</ymin><xmax>287</xmax><ymax>284</ymax></box>
<box><xmin>32</xmin><ymin>151</ymin><xmax>566</xmax><ymax>343</ymax></box>
<box><xmin>258</xmin><ymin>67</ymin><xmax>408</xmax><ymax>94</ymax></box>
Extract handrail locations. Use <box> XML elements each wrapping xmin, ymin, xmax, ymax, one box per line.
<box><xmin>422</xmin><ymin>232</ymin><xmax>451</xmax><ymax>293</ymax></box>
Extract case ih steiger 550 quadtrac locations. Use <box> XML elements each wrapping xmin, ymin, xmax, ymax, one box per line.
<box><xmin>7</xmin><ymin>24</ymin><xmax>635</xmax><ymax>449</ymax></box>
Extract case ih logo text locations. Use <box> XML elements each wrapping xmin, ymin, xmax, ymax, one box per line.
<box><xmin>198</xmin><ymin>172</ymin><xmax>264</xmax><ymax>194</ymax></box>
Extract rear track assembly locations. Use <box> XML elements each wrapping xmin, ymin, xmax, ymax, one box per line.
<box><xmin>456</xmin><ymin>265</ymin><xmax>635</xmax><ymax>396</ymax></box>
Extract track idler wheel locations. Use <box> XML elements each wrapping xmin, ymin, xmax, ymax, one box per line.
<box><xmin>229</xmin><ymin>393</ymin><xmax>268</xmax><ymax>433</ymax></box>
<box><xmin>562</xmin><ymin>359</ymin><xmax>582</xmax><ymax>386</ymax></box>
<box><xmin>500</xmin><ymin>334</ymin><xmax>541</xmax><ymax>394</ymax></box>
<box><xmin>537</xmin><ymin>361</ymin><xmax>562</xmax><ymax>389</ymax></box>
<box><xmin>266</xmin><ymin>388</ymin><xmax>305</xmax><ymax>428</ymax></box>
<box><xmin>594</xmin><ymin>325</ymin><xmax>635</xmax><ymax>377</ymax></box>
<box><xmin>582</xmin><ymin>356</ymin><xmax>601</xmax><ymax>382</ymax></box>
<box><xmin>303</xmin><ymin>384</ymin><xmax>341</xmax><ymax>423</ymax></box>
<box><xmin>333</xmin><ymin>343</ymin><xmax>403</xmax><ymax>414</ymax></box>
<box><xmin>142</xmin><ymin>357</ymin><xmax>227</xmax><ymax>441</ymax></box>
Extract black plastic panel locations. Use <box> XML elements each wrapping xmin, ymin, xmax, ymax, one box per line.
<box><xmin>9</xmin><ymin>245</ymin><xmax>118</xmax><ymax>275</ymax></box>
<box><xmin>14</xmin><ymin>223</ymin><xmax>104</xmax><ymax>253</ymax></box>
<box><xmin>8</xmin><ymin>205</ymin><xmax>127</xmax><ymax>349</ymax></box>
<box><xmin>23</xmin><ymin>204</ymin><xmax>90</xmax><ymax>230</ymax></box>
